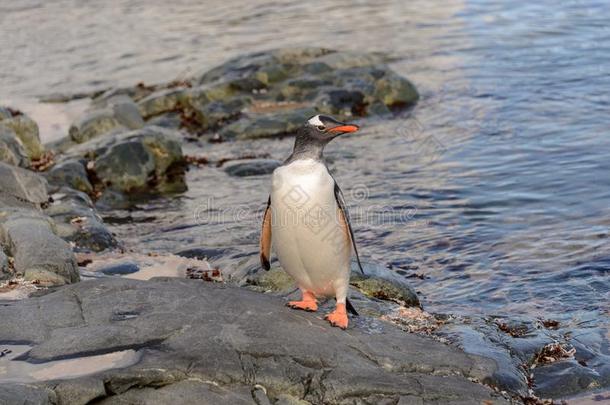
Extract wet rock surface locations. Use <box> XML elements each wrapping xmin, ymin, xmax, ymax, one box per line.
<box><xmin>44</xmin><ymin>188</ymin><xmax>118</xmax><ymax>253</ymax></box>
<box><xmin>0</xmin><ymin>278</ymin><xmax>509</xmax><ymax>404</ymax></box>
<box><xmin>223</xmin><ymin>158</ymin><xmax>282</xmax><ymax>177</ymax></box>
<box><xmin>174</xmin><ymin>246</ymin><xmax>237</xmax><ymax>261</ymax></box>
<box><xmin>99</xmin><ymin>262</ymin><xmax>139</xmax><ymax>276</ymax></box>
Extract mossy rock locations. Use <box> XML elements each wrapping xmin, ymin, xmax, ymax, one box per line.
<box><xmin>45</xmin><ymin>159</ymin><xmax>93</xmax><ymax>194</ymax></box>
<box><xmin>69</xmin><ymin>109</ymin><xmax>125</xmax><ymax>144</ymax></box>
<box><xmin>350</xmin><ymin>261</ymin><xmax>421</xmax><ymax>308</ymax></box>
<box><xmin>374</xmin><ymin>71</ymin><xmax>419</xmax><ymax>107</ymax></box>
<box><xmin>63</xmin><ymin>126</ymin><xmax>185</xmax><ymax>199</ymax></box>
<box><xmin>137</xmin><ymin>88</ymin><xmax>198</xmax><ymax>118</ymax></box>
<box><xmin>0</xmin><ymin>113</ymin><xmax>44</xmax><ymax>160</ymax></box>
<box><xmin>0</xmin><ymin>127</ymin><xmax>29</xmax><ymax>167</ymax></box>
<box><xmin>250</xmin><ymin>267</ymin><xmax>295</xmax><ymax>293</ymax></box>
<box><xmin>94</xmin><ymin>48</ymin><xmax>419</xmax><ymax>140</ymax></box>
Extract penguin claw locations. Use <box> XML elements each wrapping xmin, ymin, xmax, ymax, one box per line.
<box><xmin>325</xmin><ymin>304</ymin><xmax>348</xmax><ymax>329</ymax></box>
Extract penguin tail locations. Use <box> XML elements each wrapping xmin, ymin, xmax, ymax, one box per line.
<box><xmin>346</xmin><ymin>298</ymin><xmax>359</xmax><ymax>316</ymax></box>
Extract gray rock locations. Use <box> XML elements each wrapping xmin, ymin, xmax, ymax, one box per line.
<box><xmin>94</xmin><ymin>95</ymin><xmax>145</xmax><ymax>130</ymax></box>
<box><xmin>0</xmin><ymin>211</ymin><xmax>79</xmax><ymax>285</ymax></box>
<box><xmin>174</xmin><ymin>246</ymin><xmax>236</xmax><ymax>261</ymax></box>
<box><xmin>100</xmin><ymin>262</ymin><xmax>139</xmax><ymax>276</ymax></box>
<box><xmin>83</xmin><ymin>48</ymin><xmax>418</xmax><ymax>141</ymax></box>
<box><xmin>45</xmin><ymin>135</ymin><xmax>77</xmax><ymax>155</ymax></box>
<box><xmin>533</xmin><ymin>361</ymin><xmax>602</xmax><ymax>399</ymax></box>
<box><xmin>314</xmin><ymin>88</ymin><xmax>366</xmax><ymax>117</ymax></box>
<box><xmin>95</xmin><ymin>188</ymin><xmax>131</xmax><ymax>210</ymax></box>
<box><xmin>146</xmin><ymin>112</ymin><xmax>183</xmax><ymax>129</ymax></box>
<box><xmin>0</xmin><ymin>162</ymin><xmax>48</xmax><ymax>208</ymax></box>
<box><xmin>95</xmin><ymin>138</ymin><xmax>157</xmax><ymax>191</ymax></box>
<box><xmin>568</xmin><ymin>327</ymin><xmax>610</xmax><ymax>393</ymax></box>
<box><xmin>275</xmin><ymin>77</ymin><xmax>332</xmax><ymax>102</ymax></box>
<box><xmin>0</xmin><ymin>126</ymin><xmax>29</xmax><ymax>168</ymax></box>
<box><xmin>53</xmin><ymin>378</ymin><xmax>106</xmax><ymax>405</ymax></box>
<box><xmin>137</xmin><ymin>88</ymin><xmax>197</xmax><ymax>119</ymax></box>
<box><xmin>57</xmin><ymin>49</ymin><xmax>417</xmax><ymax>142</ymax></box>
<box><xmin>223</xmin><ymin>159</ymin><xmax>281</xmax><ymax>177</ymax></box>
<box><xmin>374</xmin><ymin>70</ymin><xmax>420</xmax><ymax>108</ymax></box>
<box><xmin>45</xmin><ymin>188</ymin><xmax>118</xmax><ymax>252</ymax></box>
<box><xmin>220</xmin><ymin>107</ymin><xmax>316</xmax><ymax>140</ymax></box>
<box><xmin>312</xmin><ymin>50</ymin><xmax>385</xmax><ymax>70</ymax></box>
<box><xmin>350</xmin><ymin>261</ymin><xmax>421</xmax><ymax>308</ymax></box>
<box><xmin>67</xmin><ymin>126</ymin><xmax>186</xmax><ymax>196</ymax></box>
<box><xmin>97</xmin><ymin>379</ymin><xmax>254</xmax><ymax>405</ymax></box>
<box><xmin>0</xmin><ymin>106</ymin><xmax>11</xmax><ymax>120</ymax></box>
<box><xmin>274</xmin><ymin>393</ymin><xmax>311</xmax><ymax>405</ymax></box>
<box><xmin>69</xmin><ymin>108</ymin><xmax>126</xmax><ymax>144</ymax></box>
<box><xmin>433</xmin><ymin>314</ymin><xmax>575</xmax><ymax>397</ymax></box>
<box><xmin>92</xmin><ymin>48</ymin><xmax>414</xmax><ymax>140</ymax></box>
<box><xmin>0</xmin><ymin>384</ymin><xmax>55</xmax><ymax>405</ymax></box>
<box><xmin>0</xmin><ymin>250</ymin><xmax>10</xmax><ymax>280</ymax></box>
<box><xmin>436</xmin><ymin>321</ymin><xmax>529</xmax><ymax>396</ymax></box>
<box><xmin>0</xmin><ymin>112</ymin><xmax>44</xmax><ymax>160</ymax></box>
<box><xmin>0</xmin><ymin>278</ymin><xmax>508</xmax><ymax>404</ymax></box>
<box><xmin>45</xmin><ymin>159</ymin><xmax>93</xmax><ymax>194</ymax></box>
<box><xmin>94</xmin><ymin>85</ymin><xmax>158</xmax><ymax>105</ymax></box>
<box><xmin>194</xmin><ymin>81</ymin><xmax>237</xmax><ymax>102</ymax></box>
<box><xmin>196</xmin><ymin>48</ymin><xmax>417</xmax><ymax>129</ymax></box>
<box><xmin>459</xmin><ymin>315</ymin><xmax>610</xmax><ymax>399</ymax></box>
<box><xmin>192</xmin><ymin>97</ymin><xmax>249</xmax><ymax>130</ymax></box>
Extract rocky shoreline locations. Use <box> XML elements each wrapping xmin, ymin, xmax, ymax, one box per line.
<box><xmin>1</xmin><ymin>48</ymin><xmax>607</xmax><ymax>404</ymax></box>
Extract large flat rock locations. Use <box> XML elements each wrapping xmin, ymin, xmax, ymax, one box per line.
<box><xmin>0</xmin><ymin>278</ymin><xmax>510</xmax><ymax>404</ymax></box>
<box><xmin>0</xmin><ymin>162</ymin><xmax>48</xmax><ymax>208</ymax></box>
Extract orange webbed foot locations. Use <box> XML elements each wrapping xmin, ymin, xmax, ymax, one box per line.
<box><xmin>325</xmin><ymin>303</ymin><xmax>348</xmax><ymax>329</ymax></box>
<box><xmin>286</xmin><ymin>291</ymin><xmax>318</xmax><ymax>312</ymax></box>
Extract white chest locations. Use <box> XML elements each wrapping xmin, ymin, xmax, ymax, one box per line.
<box><xmin>270</xmin><ymin>159</ymin><xmax>336</xmax><ymax>211</ymax></box>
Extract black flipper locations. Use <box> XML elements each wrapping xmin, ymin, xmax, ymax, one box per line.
<box><xmin>333</xmin><ymin>182</ymin><xmax>365</xmax><ymax>275</ymax></box>
<box><xmin>346</xmin><ymin>298</ymin><xmax>359</xmax><ymax>316</ymax></box>
<box><xmin>260</xmin><ymin>196</ymin><xmax>272</xmax><ymax>271</ymax></box>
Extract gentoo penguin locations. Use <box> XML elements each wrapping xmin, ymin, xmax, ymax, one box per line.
<box><xmin>259</xmin><ymin>114</ymin><xmax>364</xmax><ymax>329</ymax></box>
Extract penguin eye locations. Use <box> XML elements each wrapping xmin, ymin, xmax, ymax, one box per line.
<box><xmin>316</xmin><ymin>125</ymin><xmax>325</xmax><ymax>131</ymax></box>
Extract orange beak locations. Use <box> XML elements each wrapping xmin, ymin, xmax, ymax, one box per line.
<box><xmin>328</xmin><ymin>124</ymin><xmax>360</xmax><ymax>134</ymax></box>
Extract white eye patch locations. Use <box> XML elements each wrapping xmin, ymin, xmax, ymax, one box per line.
<box><xmin>308</xmin><ymin>115</ymin><xmax>324</xmax><ymax>127</ymax></box>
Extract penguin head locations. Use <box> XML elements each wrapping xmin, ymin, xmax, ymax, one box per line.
<box><xmin>304</xmin><ymin>114</ymin><xmax>359</xmax><ymax>142</ymax></box>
